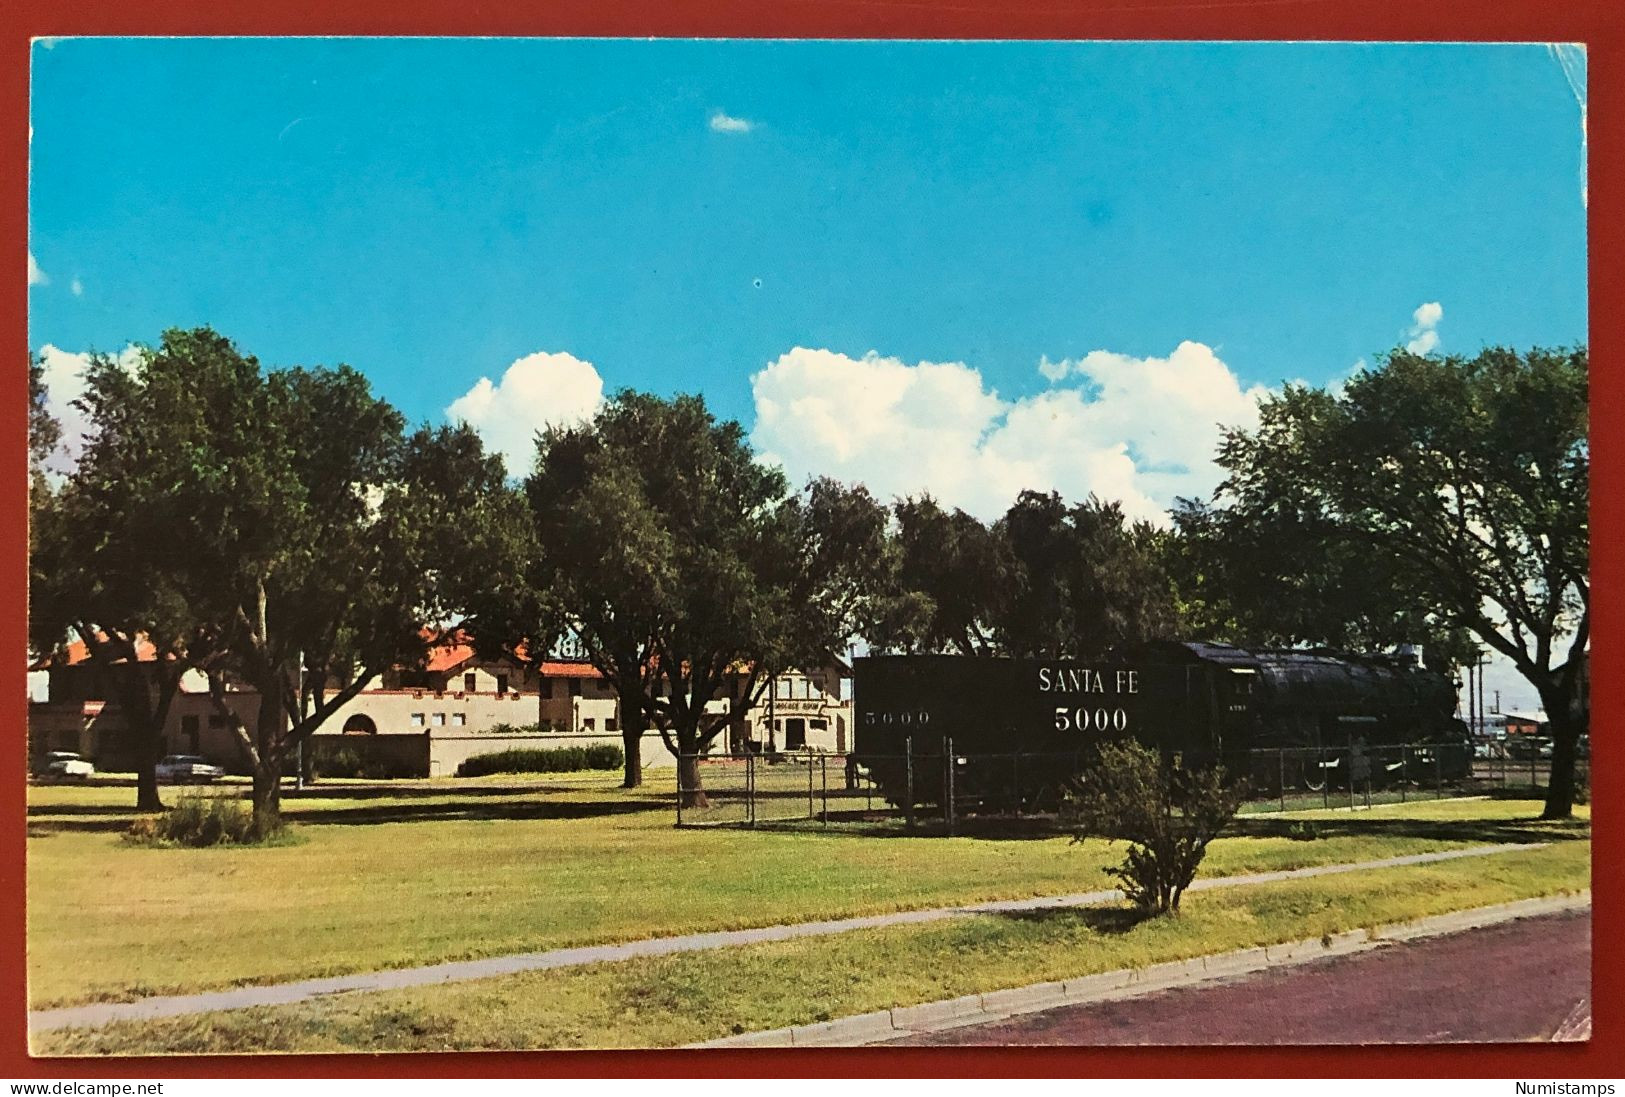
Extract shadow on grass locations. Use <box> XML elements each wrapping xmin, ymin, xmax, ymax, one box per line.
<box><xmin>27</xmin><ymin>795</ymin><xmax>661</xmax><ymax>834</ymax></box>
<box><xmin>988</xmin><ymin>903</ymin><xmax>1151</xmax><ymax>935</ymax></box>
<box><xmin>704</xmin><ymin>798</ymin><xmax>1588</xmax><ymax>847</ymax></box>
<box><xmin>1224</xmin><ymin>813</ymin><xmax>1588</xmax><ymax>847</ymax></box>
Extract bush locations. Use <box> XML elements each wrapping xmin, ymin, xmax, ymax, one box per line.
<box><xmin>1063</xmin><ymin>741</ymin><xmax>1246</xmax><ymax>916</ymax></box>
<box><xmin>1285</xmin><ymin>820</ymin><xmax>1320</xmax><ymax>841</ymax></box>
<box><xmin>316</xmin><ymin>746</ymin><xmax>364</xmax><ymax>779</ymax></box>
<box><xmin>457</xmin><ymin>745</ymin><xmax>624</xmax><ymax>777</ymax></box>
<box><xmin>125</xmin><ymin>794</ymin><xmax>285</xmax><ymax>847</ymax></box>
<box><xmin>311</xmin><ymin>745</ymin><xmax>422</xmax><ymax>780</ymax></box>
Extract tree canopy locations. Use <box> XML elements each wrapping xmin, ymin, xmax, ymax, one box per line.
<box><xmin>1194</xmin><ymin>345</ymin><xmax>1588</xmax><ymax>817</ymax></box>
<box><xmin>34</xmin><ymin>327</ymin><xmax>512</xmax><ymax>817</ymax></box>
<box><xmin>487</xmin><ymin>390</ymin><xmax>889</xmax><ymax>799</ymax></box>
<box><xmin>874</xmin><ymin>491</ymin><xmax>1180</xmax><ymax>660</ymax></box>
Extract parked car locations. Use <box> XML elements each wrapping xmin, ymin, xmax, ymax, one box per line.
<box><xmin>41</xmin><ymin>751</ymin><xmax>95</xmax><ymax>779</ymax></box>
<box><xmin>1505</xmin><ymin>736</ymin><xmax>1553</xmax><ymax>761</ymax></box>
<box><xmin>155</xmin><ymin>754</ymin><xmax>226</xmax><ymax>783</ymax></box>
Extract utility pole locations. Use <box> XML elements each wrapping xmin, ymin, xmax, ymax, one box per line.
<box><xmin>1469</xmin><ymin>659</ymin><xmax>1482</xmax><ymax>737</ymax></box>
<box><xmin>1477</xmin><ymin>654</ymin><xmax>1487</xmax><ymax>739</ymax></box>
<box><xmin>1494</xmin><ymin>689</ymin><xmax>1501</xmax><ymax>714</ymax></box>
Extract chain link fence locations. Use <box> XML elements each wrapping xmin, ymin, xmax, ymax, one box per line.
<box><xmin>674</xmin><ymin>737</ymin><xmax>1585</xmax><ymax>830</ymax></box>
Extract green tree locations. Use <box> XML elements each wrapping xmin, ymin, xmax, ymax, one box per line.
<box><xmin>1170</xmin><ymin>498</ymin><xmax>1484</xmax><ymax>676</ymax></box>
<box><xmin>1205</xmin><ymin>347</ymin><xmax>1587</xmax><ymax>818</ymax></box>
<box><xmin>29</xmin><ymin>347</ymin><xmax>220</xmax><ymax>810</ymax></box>
<box><xmin>505</xmin><ymin>391</ymin><xmax>887</xmax><ymax>801</ymax></box>
<box><xmin>995</xmin><ymin>491</ymin><xmax>1179</xmax><ymax>658</ymax></box>
<box><xmin>40</xmin><ymin>328</ymin><xmax>509</xmax><ymax>819</ymax></box>
<box><xmin>874</xmin><ymin>491</ymin><xmax>1179</xmax><ymax>659</ymax></box>
<box><xmin>872</xmin><ymin>496</ymin><xmax>1011</xmax><ymax>656</ymax></box>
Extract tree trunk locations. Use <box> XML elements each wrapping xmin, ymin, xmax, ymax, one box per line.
<box><xmin>135</xmin><ymin>735</ymin><xmax>165</xmax><ymax>813</ymax></box>
<box><xmin>111</xmin><ymin>664</ymin><xmax>165</xmax><ymax>813</ymax></box>
<box><xmin>619</xmin><ymin>680</ymin><xmax>645</xmax><ymax>789</ymax></box>
<box><xmin>677</xmin><ymin>752</ymin><xmax>709</xmax><ymax>809</ymax></box>
<box><xmin>1539</xmin><ymin>681</ymin><xmax>1583</xmax><ymax>820</ymax></box>
<box><xmin>252</xmin><ymin>688</ymin><xmax>286</xmax><ymax>820</ymax></box>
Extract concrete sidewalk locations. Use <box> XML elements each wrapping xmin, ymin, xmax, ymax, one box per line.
<box><xmin>30</xmin><ymin>842</ymin><xmax>1541</xmax><ymax>1034</ymax></box>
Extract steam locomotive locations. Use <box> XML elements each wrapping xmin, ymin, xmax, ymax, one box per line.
<box><xmin>852</xmin><ymin>641</ymin><xmax>1472</xmax><ymax>808</ymax></box>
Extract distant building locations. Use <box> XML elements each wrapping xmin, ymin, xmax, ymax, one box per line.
<box><xmin>28</xmin><ymin>633</ymin><xmax>855</xmax><ymax>776</ymax></box>
<box><xmin>723</xmin><ymin>658</ymin><xmax>853</xmax><ymax>755</ymax></box>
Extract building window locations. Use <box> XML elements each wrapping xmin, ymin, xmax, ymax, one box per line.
<box><xmin>452</xmin><ymin>713</ymin><xmax>467</xmax><ymax>726</ymax></box>
<box><xmin>432</xmin><ymin>713</ymin><xmax>446</xmax><ymax>726</ymax></box>
<box><xmin>208</xmin><ymin>714</ymin><xmax>229</xmax><ymax>728</ymax></box>
<box><xmin>582</xmin><ymin>717</ymin><xmax>596</xmax><ymax>731</ymax></box>
<box><xmin>811</xmin><ymin>718</ymin><xmax>828</xmax><ymax>731</ymax></box>
<box><xmin>606</xmin><ymin>718</ymin><xmax>618</xmax><ymax>732</ymax></box>
<box><xmin>182</xmin><ymin>714</ymin><xmax>200</xmax><ymax>753</ymax></box>
<box><xmin>410</xmin><ymin>713</ymin><xmax>426</xmax><ymax>727</ymax></box>
<box><xmin>540</xmin><ymin>678</ymin><xmax>554</xmax><ymax>698</ymax></box>
<box><xmin>569</xmin><ymin>678</ymin><xmax>582</xmax><ymax>697</ymax></box>
<box><xmin>496</xmin><ymin>673</ymin><xmax>510</xmax><ymax>694</ymax></box>
<box><xmin>464</xmin><ymin>672</ymin><xmax>477</xmax><ymax>693</ymax></box>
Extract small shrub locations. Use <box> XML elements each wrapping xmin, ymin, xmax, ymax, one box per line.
<box><xmin>1285</xmin><ymin>820</ymin><xmax>1320</xmax><ymax>842</ymax></box>
<box><xmin>456</xmin><ymin>745</ymin><xmax>624</xmax><ymax>777</ymax></box>
<box><xmin>125</xmin><ymin>794</ymin><xmax>285</xmax><ymax>847</ymax></box>
<box><xmin>316</xmin><ymin>747</ymin><xmax>363</xmax><ymax>779</ymax></box>
<box><xmin>1063</xmin><ymin>740</ymin><xmax>1246</xmax><ymax>916</ymax></box>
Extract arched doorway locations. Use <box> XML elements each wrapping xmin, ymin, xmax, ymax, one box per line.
<box><xmin>342</xmin><ymin>714</ymin><xmax>378</xmax><ymax>735</ymax></box>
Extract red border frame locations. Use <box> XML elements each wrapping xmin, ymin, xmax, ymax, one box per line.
<box><xmin>6</xmin><ymin>0</ymin><xmax>1620</xmax><ymax>1080</ymax></box>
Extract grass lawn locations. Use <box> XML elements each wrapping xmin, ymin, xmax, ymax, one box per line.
<box><xmin>27</xmin><ymin>778</ymin><xmax>1589</xmax><ymax>1012</ymax></box>
<box><xmin>33</xmin><ymin>837</ymin><xmax>1590</xmax><ymax>1055</ymax></box>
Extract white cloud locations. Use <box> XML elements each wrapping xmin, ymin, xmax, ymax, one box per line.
<box><xmin>750</xmin><ymin>342</ymin><xmax>1269</xmax><ymax>525</ymax></box>
<box><xmin>1037</xmin><ymin>355</ymin><xmax>1070</xmax><ymax>383</ymax></box>
<box><xmin>444</xmin><ymin>351</ymin><xmax>605</xmax><ymax>477</ymax></box>
<box><xmin>709</xmin><ymin>111</ymin><xmax>754</xmax><ymax>134</ymax></box>
<box><xmin>70</xmin><ymin>277</ymin><xmax>83</xmax><ymax>297</ymax></box>
<box><xmin>34</xmin><ymin>343</ymin><xmax>144</xmax><ymax>475</ymax></box>
<box><xmin>28</xmin><ymin>251</ymin><xmax>48</xmax><ymax>287</ymax></box>
<box><xmin>1405</xmin><ymin>301</ymin><xmax>1443</xmax><ymax>355</ymax></box>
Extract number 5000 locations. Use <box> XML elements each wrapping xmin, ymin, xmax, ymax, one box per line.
<box><xmin>1054</xmin><ymin>707</ymin><xmax>1128</xmax><ymax>733</ymax></box>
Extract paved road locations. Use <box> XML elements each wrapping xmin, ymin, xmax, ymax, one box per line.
<box><xmin>891</xmin><ymin>908</ymin><xmax>1590</xmax><ymax>1045</ymax></box>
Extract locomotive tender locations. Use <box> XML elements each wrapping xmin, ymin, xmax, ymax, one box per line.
<box><xmin>853</xmin><ymin>641</ymin><xmax>1471</xmax><ymax>806</ymax></box>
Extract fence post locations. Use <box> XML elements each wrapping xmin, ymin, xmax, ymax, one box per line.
<box><xmin>905</xmin><ymin>737</ymin><xmax>915</xmax><ymax>832</ymax></box>
<box><xmin>1320</xmin><ymin>743</ymin><xmax>1329</xmax><ymax>810</ymax></box>
<box><xmin>1437</xmin><ymin>748</ymin><xmax>1444</xmax><ymax>800</ymax></box>
<box><xmin>676</xmin><ymin>754</ymin><xmax>684</xmax><ymax>828</ymax></box>
<box><xmin>1530</xmin><ymin>745</ymin><xmax>1537</xmax><ymax>793</ymax></box>
<box><xmin>1400</xmin><ymin>744</ymin><xmax>1408</xmax><ymax>803</ymax></box>
<box><xmin>747</xmin><ymin>751</ymin><xmax>756</xmax><ymax>827</ymax></box>
<box><xmin>1013</xmin><ymin>752</ymin><xmax>1022</xmax><ymax>814</ymax></box>
<box><xmin>945</xmin><ymin>736</ymin><xmax>956</xmax><ymax>836</ymax></box>
<box><xmin>1347</xmin><ymin>735</ymin><xmax>1356</xmax><ymax>812</ymax></box>
<box><xmin>821</xmin><ymin>753</ymin><xmax>828</xmax><ymax>825</ymax></box>
<box><xmin>1278</xmin><ymin>749</ymin><xmax>1286</xmax><ymax>812</ymax></box>
<box><xmin>807</xmin><ymin>748</ymin><xmax>815</xmax><ymax>820</ymax></box>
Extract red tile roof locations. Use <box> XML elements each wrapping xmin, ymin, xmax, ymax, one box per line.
<box><xmin>539</xmin><ymin>661</ymin><xmax>604</xmax><ymax>678</ymax></box>
<box><xmin>31</xmin><ymin>634</ymin><xmax>160</xmax><ymax>670</ymax></box>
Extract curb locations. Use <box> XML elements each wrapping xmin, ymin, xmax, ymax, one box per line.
<box><xmin>689</xmin><ymin>890</ymin><xmax>1590</xmax><ymax>1048</ymax></box>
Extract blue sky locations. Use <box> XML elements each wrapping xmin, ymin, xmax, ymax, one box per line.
<box><xmin>28</xmin><ymin>38</ymin><xmax>1587</xmax><ymax>711</ymax></box>
<box><xmin>30</xmin><ymin>39</ymin><xmax>1584</xmax><ymax>423</ymax></box>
